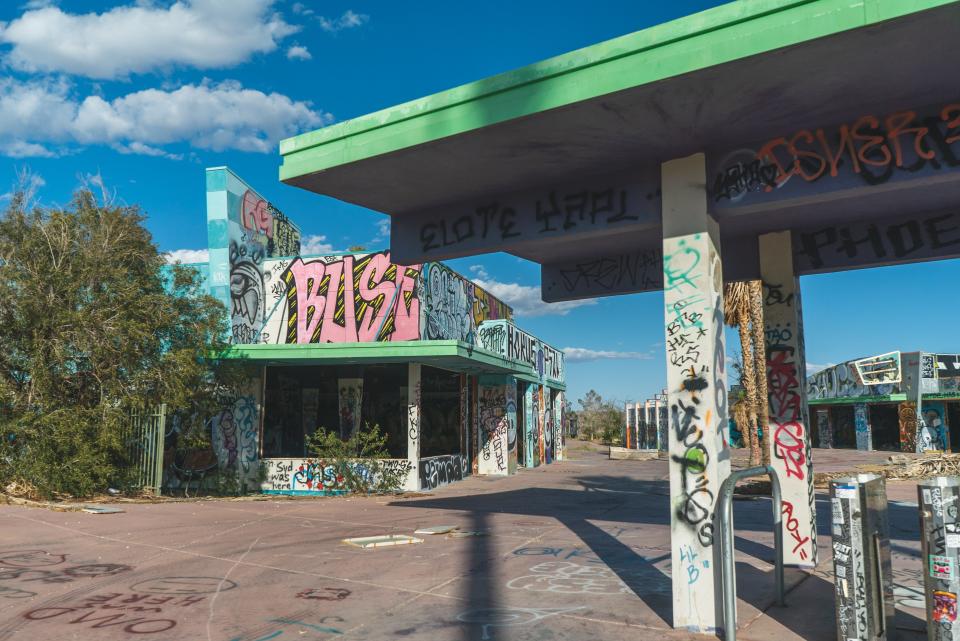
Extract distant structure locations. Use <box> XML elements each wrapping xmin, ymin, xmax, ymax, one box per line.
<box><xmin>807</xmin><ymin>351</ymin><xmax>958</xmax><ymax>452</ymax></box>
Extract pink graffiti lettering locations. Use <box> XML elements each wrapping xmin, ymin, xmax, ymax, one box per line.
<box><xmin>241</xmin><ymin>190</ymin><xmax>274</xmax><ymax>238</ymax></box>
<box><xmin>781</xmin><ymin>500</ymin><xmax>810</xmax><ymax>560</ymax></box>
<box><xmin>283</xmin><ymin>252</ymin><xmax>421</xmax><ymax>344</ymax></box>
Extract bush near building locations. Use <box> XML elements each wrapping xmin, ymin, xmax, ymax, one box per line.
<box><xmin>0</xmin><ymin>190</ymin><xmax>241</xmax><ymax>498</ymax></box>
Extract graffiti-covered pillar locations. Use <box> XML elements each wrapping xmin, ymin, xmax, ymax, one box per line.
<box><xmin>854</xmin><ymin>403</ymin><xmax>872</xmax><ymax>451</ymax></box>
<box><xmin>524</xmin><ymin>384</ymin><xmax>537</xmax><ymax>468</ymax></box>
<box><xmin>758</xmin><ymin>230</ymin><xmax>817</xmax><ymax>568</ymax></box>
<box><xmin>553</xmin><ymin>390</ymin><xmax>564</xmax><ymax>461</ymax></box>
<box><xmin>816</xmin><ymin>408</ymin><xmax>833</xmax><ymax>448</ymax></box>
<box><xmin>478</xmin><ymin>375</ymin><xmax>516</xmax><ymax>475</ymax></box>
<box><xmin>406</xmin><ymin>363</ymin><xmax>422</xmax><ymax>491</ymax></box>
<box><xmin>337</xmin><ymin>378</ymin><xmax>363</xmax><ymax>439</ymax></box>
<box><xmin>661</xmin><ymin>153</ymin><xmax>730</xmax><ymax>633</ymax></box>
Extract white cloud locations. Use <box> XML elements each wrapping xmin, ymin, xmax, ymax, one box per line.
<box><xmin>806</xmin><ymin>362</ymin><xmax>835</xmax><ymax>375</ymax></box>
<box><xmin>165</xmin><ymin>248</ymin><xmax>209</xmax><ymax>264</ymax></box>
<box><xmin>318</xmin><ymin>9</ymin><xmax>368</xmax><ymax>32</ymax></box>
<box><xmin>0</xmin><ymin>77</ymin><xmax>328</xmax><ymax>157</ymax></box>
<box><xmin>469</xmin><ymin>265</ymin><xmax>597</xmax><ymax>318</ymax></box>
<box><xmin>300</xmin><ymin>234</ymin><xmax>335</xmax><ymax>255</ymax></box>
<box><xmin>291</xmin><ymin>2</ymin><xmax>313</xmax><ymax>16</ymax></box>
<box><xmin>286</xmin><ymin>45</ymin><xmax>312</xmax><ymax>61</ymax></box>
<box><xmin>0</xmin><ymin>0</ymin><xmax>298</xmax><ymax>80</ymax></box>
<box><xmin>563</xmin><ymin>347</ymin><xmax>652</xmax><ymax>362</ymax></box>
<box><xmin>371</xmin><ymin>217</ymin><xmax>389</xmax><ymax>244</ymax></box>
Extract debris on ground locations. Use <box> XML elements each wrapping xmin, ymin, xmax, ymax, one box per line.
<box><xmin>81</xmin><ymin>506</ymin><xmax>125</xmax><ymax>514</ymax></box>
<box><xmin>342</xmin><ymin>535</ymin><xmax>423</xmax><ymax>548</ymax></box>
<box><xmin>414</xmin><ymin>525</ymin><xmax>458</xmax><ymax>535</ymax></box>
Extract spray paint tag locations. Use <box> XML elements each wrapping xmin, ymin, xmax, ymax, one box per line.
<box><xmin>923</xmin><ymin>488</ymin><xmax>933</xmax><ymax>504</ymax></box>
<box><xmin>831</xmin><ymin>498</ymin><xmax>844</xmax><ymax>524</ymax></box>
<box><xmin>835</xmin><ymin>484</ymin><xmax>857</xmax><ymax>500</ymax></box>
<box><xmin>931</xmin><ymin>555</ymin><xmax>956</xmax><ymax>580</ymax></box>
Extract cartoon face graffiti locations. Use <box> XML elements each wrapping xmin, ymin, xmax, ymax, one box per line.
<box><xmin>934</xmin><ymin>590</ymin><xmax>958</xmax><ymax>623</ymax></box>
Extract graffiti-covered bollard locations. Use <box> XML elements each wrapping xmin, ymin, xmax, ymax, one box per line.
<box><xmin>919</xmin><ymin>477</ymin><xmax>960</xmax><ymax>640</ymax></box>
<box><xmin>830</xmin><ymin>474</ymin><xmax>895</xmax><ymax>641</ymax></box>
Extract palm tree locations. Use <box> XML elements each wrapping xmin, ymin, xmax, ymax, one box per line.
<box><xmin>723</xmin><ymin>281</ymin><xmax>762</xmax><ymax>466</ymax></box>
<box><xmin>748</xmin><ymin>280</ymin><xmax>771</xmax><ymax>465</ymax></box>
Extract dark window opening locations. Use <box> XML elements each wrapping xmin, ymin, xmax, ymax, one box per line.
<box><xmin>420</xmin><ymin>365</ymin><xmax>463</xmax><ymax>457</ymax></box>
<box><xmin>830</xmin><ymin>405</ymin><xmax>857</xmax><ymax>449</ymax></box>
<box><xmin>869</xmin><ymin>404</ymin><xmax>900</xmax><ymax>451</ymax></box>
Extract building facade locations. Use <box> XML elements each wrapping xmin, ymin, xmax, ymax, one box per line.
<box><xmin>167</xmin><ymin>167</ymin><xmax>566</xmax><ymax>493</ymax></box>
<box><xmin>807</xmin><ymin>351</ymin><xmax>959</xmax><ymax>453</ymax></box>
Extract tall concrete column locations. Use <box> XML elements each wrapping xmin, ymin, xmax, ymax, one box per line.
<box><xmin>816</xmin><ymin>408</ymin><xmax>833</xmax><ymax>448</ymax></box>
<box><xmin>854</xmin><ymin>403</ymin><xmax>872</xmax><ymax>451</ymax></box>
<box><xmin>758</xmin><ymin>231</ymin><xmax>818</xmax><ymax>567</ymax></box>
<box><xmin>406</xmin><ymin>363</ymin><xmax>421</xmax><ymax>491</ymax></box>
<box><xmin>662</xmin><ymin>153</ymin><xmax>731</xmax><ymax>633</ymax></box>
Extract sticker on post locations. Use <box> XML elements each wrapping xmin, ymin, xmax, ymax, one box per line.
<box><xmin>934</xmin><ymin>590</ymin><xmax>958</xmax><ymax>622</ymax></box>
<box><xmin>923</xmin><ymin>488</ymin><xmax>932</xmax><ymax>504</ymax></box>
<box><xmin>835</xmin><ymin>484</ymin><xmax>857</xmax><ymax>500</ymax></box>
<box><xmin>931</xmin><ymin>555</ymin><xmax>955</xmax><ymax>581</ymax></box>
<box><xmin>947</xmin><ymin>534</ymin><xmax>960</xmax><ymax>548</ymax></box>
<box><xmin>831</xmin><ymin>498</ymin><xmax>844</xmax><ymax>524</ymax></box>
<box><xmin>832</xmin><ymin>524</ymin><xmax>843</xmax><ymax>537</ymax></box>
<box><xmin>835</xmin><ymin>564</ymin><xmax>847</xmax><ymax>578</ymax></box>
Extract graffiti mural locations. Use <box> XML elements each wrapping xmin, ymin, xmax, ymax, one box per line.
<box><xmin>898</xmin><ymin>402</ymin><xmax>918</xmax><ymax>452</ymax></box>
<box><xmin>920</xmin><ymin>402</ymin><xmax>949</xmax><ymax>451</ymax></box>
<box><xmin>210</xmin><ymin>394</ymin><xmax>259</xmax><ymax>479</ymax></box>
<box><xmin>229</xmin><ymin>238</ymin><xmax>266</xmax><ymax>344</ymax></box>
<box><xmin>258</xmin><ymin>253</ymin><xmax>514</xmax><ymax>346</ymax></box>
<box><xmin>807</xmin><ymin>360</ymin><xmax>898</xmax><ymax>400</ymax></box>
<box><xmin>712</xmin><ymin>101</ymin><xmax>960</xmax><ymax>204</ymax></box>
<box><xmin>418</xmin><ymin>262</ymin><xmax>475</xmax><ymax>342</ymax></box>
<box><xmin>419</xmin><ymin>454</ymin><xmax>469</xmax><ymax>490</ymax></box>
<box><xmin>261</xmin><ymin>458</ymin><xmax>414</xmax><ymax>494</ymax></box>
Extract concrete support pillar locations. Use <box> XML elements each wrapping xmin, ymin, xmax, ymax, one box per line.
<box><xmin>524</xmin><ymin>384</ymin><xmax>537</xmax><ymax>467</ymax></box>
<box><xmin>553</xmin><ymin>390</ymin><xmax>564</xmax><ymax>461</ymax></box>
<box><xmin>854</xmin><ymin>402</ymin><xmax>872</xmax><ymax>450</ymax></box>
<box><xmin>759</xmin><ymin>230</ymin><xmax>818</xmax><ymax>567</ymax></box>
<box><xmin>816</xmin><ymin>408</ymin><xmax>833</xmax><ymax>448</ymax></box>
<box><xmin>406</xmin><ymin>363</ymin><xmax>421</xmax><ymax>491</ymax></box>
<box><xmin>537</xmin><ymin>385</ymin><xmax>546</xmax><ymax>464</ymax></box>
<box><xmin>478</xmin><ymin>375</ymin><xmax>515</xmax><ymax>475</ymax></box>
<box><xmin>662</xmin><ymin>153</ymin><xmax>731</xmax><ymax>633</ymax></box>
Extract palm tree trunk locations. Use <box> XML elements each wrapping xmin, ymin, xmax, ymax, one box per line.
<box><xmin>749</xmin><ymin>280</ymin><xmax>771</xmax><ymax>466</ymax></box>
<box><xmin>737</xmin><ymin>309</ymin><xmax>762</xmax><ymax>466</ymax></box>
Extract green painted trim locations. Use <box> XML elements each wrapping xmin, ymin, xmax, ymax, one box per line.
<box><xmin>808</xmin><ymin>394</ymin><xmax>907</xmax><ymax>405</ymax></box>
<box><xmin>279</xmin><ymin>0</ymin><xmax>957</xmax><ymax>181</ymax></box>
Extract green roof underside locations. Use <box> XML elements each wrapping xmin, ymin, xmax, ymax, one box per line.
<box><xmin>280</xmin><ymin>0</ymin><xmax>956</xmax><ymax>192</ymax></box>
<box><xmin>220</xmin><ymin>341</ymin><xmax>564</xmax><ymax>389</ymax></box>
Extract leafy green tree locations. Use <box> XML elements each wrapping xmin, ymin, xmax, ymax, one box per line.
<box><xmin>0</xmin><ymin>189</ymin><xmax>242</xmax><ymax>498</ymax></box>
<box><xmin>576</xmin><ymin>390</ymin><xmax>624</xmax><ymax>443</ymax></box>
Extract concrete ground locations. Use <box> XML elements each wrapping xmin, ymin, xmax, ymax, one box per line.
<box><xmin>0</xmin><ymin>443</ymin><xmax>929</xmax><ymax>641</ymax></box>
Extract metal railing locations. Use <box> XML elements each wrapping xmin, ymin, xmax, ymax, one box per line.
<box><xmin>717</xmin><ymin>465</ymin><xmax>785</xmax><ymax>641</ymax></box>
<box><xmin>127</xmin><ymin>404</ymin><xmax>166</xmax><ymax>495</ymax></box>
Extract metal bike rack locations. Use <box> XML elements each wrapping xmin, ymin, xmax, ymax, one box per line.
<box><xmin>717</xmin><ymin>465</ymin><xmax>786</xmax><ymax>641</ymax></box>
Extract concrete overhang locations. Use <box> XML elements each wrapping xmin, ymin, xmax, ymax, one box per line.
<box><xmin>279</xmin><ymin>0</ymin><xmax>960</xmax><ymax>300</ymax></box>
<box><xmin>220</xmin><ymin>341</ymin><xmax>565</xmax><ymax>388</ymax></box>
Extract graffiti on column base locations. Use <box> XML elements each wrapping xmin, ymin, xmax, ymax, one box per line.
<box><xmin>670</xmin><ymin>398</ymin><xmax>714</xmax><ymax>547</ymax></box>
<box><xmin>419</xmin><ymin>455</ymin><xmax>469</xmax><ymax>490</ymax></box>
<box><xmin>898</xmin><ymin>402</ymin><xmax>917</xmax><ymax>452</ymax></box>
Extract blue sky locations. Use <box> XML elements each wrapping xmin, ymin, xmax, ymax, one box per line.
<box><xmin>2</xmin><ymin>0</ymin><xmax>957</xmax><ymax>409</ymax></box>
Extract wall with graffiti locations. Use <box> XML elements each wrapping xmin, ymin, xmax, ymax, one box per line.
<box><xmin>260</xmin><ymin>458</ymin><xmax>415</xmax><ymax>495</ymax></box>
<box><xmin>205</xmin><ymin>167</ymin><xmax>302</xmax><ymax>345</ymax></box>
<box><xmin>807</xmin><ymin>358</ymin><xmax>901</xmax><ymax>401</ymax></box>
<box><xmin>205</xmin><ymin>167</ymin><xmax>511</xmax><ymax>347</ymax></box>
<box><xmin>476</xmin><ymin>320</ymin><xmax>565</xmax><ymax>386</ymax></box>
<box><xmin>252</xmin><ymin>252</ymin><xmax>511</xmax><ymax>346</ymax></box>
<box><xmin>209</xmin><ymin>380</ymin><xmax>263</xmax><ymax>487</ymax></box>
